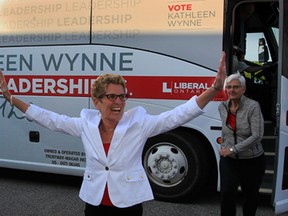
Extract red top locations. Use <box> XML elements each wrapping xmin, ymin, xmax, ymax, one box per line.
<box><xmin>101</xmin><ymin>143</ymin><xmax>113</xmax><ymax>206</ymax></box>
<box><xmin>227</xmin><ymin>112</ymin><xmax>236</xmax><ymax>131</ymax></box>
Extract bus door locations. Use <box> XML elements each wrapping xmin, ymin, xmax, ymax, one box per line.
<box><xmin>273</xmin><ymin>0</ymin><xmax>288</xmax><ymax>214</ymax></box>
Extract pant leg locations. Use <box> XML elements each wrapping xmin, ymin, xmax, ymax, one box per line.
<box><xmin>220</xmin><ymin>157</ymin><xmax>240</xmax><ymax>216</ymax></box>
<box><xmin>239</xmin><ymin>154</ymin><xmax>266</xmax><ymax>216</ymax></box>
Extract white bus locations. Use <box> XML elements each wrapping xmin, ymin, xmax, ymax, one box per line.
<box><xmin>0</xmin><ymin>0</ymin><xmax>287</xmax><ymax>213</ymax></box>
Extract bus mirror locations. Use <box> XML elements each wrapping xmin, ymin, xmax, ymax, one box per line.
<box><xmin>258</xmin><ymin>38</ymin><xmax>269</xmax><ymax>63</ymax></box>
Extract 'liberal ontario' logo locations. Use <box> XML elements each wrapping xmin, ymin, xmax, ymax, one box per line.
<box><xmin>162</xmin><ymin>81</ymin><xmax>209</xmax><ymax>94</ymax></box>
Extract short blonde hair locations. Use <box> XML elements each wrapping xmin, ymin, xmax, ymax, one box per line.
<box><xmin>91</xmin><ymin>74</ymin><xmax>126</xmax><ymax>99</ymax></box>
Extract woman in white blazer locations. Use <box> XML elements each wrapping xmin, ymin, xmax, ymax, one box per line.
<box><xmin>0</xmin><ymin>52</ymin><xmax>226</xmax><ymax>215</ymax></box>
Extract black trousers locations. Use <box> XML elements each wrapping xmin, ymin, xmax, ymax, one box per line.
<box><xmin>85</xmin><ymin>203</ymin><xmax>143</xmax><ymax>216</ymax></box>
<box><xmin>220</xmin><ymin>154</ymin><xmax>265</xmax><ymax>216</ymax></box>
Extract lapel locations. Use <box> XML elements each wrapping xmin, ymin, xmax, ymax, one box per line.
<box><xmin>107</xmin><ymin>113</ymin><xmax>131</xmax><ymax>165</ymax></box>
<box><xmin>83</xmin><ymin>111</ymin><xmax>132</xmax><ymax>165</ymax></box>
<box><xmin>84</xmin><ymin>113</ymin><xmax>108</xmax><ymax>164</ymax></box>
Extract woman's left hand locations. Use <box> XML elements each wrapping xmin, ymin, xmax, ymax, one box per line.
<box><xmin>213</xmin><ymin>52</ymin><xmax>226</xmax><ymax>90</ymax></box>
<box><xmin>220</xmin><ymin>147</ymin><xmax>232</xmax><ymax>157</ymax></box>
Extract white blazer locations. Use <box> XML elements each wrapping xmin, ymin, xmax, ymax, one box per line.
<box><xmin>25</xmin><ymin>96</ymin><xmax>204</xmax><ymax>207</ymax></box>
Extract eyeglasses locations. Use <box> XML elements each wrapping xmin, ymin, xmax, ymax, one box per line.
<box><xmin>225</xmin><ymin>85</ymin><xmax>242</xmax><ymax>90</ymax></box>
<box><xmin>103</xmin><ymin>94</ymin><xmax>128</xmax><ymax>102</ymax></box>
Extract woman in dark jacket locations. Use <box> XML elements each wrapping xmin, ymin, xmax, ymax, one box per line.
<box><xmin>218</xmin><ymin>72</ymin><xmax>266</xmax><ymax>216</ymax></box>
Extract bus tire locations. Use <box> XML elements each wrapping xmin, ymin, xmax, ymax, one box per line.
<box><xmin>142</xmin><ymin>128</ymin><xmax>211</xmax><ymax>202</ymax></box>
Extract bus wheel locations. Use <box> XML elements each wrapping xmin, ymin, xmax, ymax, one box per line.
<box><xmin>142</xmin><ymin>129</ymin><xmax>210</xmax><ymax>202</ymax></box>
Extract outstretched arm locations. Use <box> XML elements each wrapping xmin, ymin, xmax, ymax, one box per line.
<box><xmin>196</xmin><ymin>52</ymin><xmax>226</xmax><ymax>109</ymax></box>
<box><xmin>0</xmin><ymin>70</ymin><xmax>30</xmax><ymax>113</ymax></box>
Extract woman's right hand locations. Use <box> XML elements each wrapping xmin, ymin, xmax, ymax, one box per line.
<box><xmin>0</xmin><ymin>70</ymin><xmax>11</xmax><ymax>100</ymax></box>
<box><xmin>0</xmin><ymin>70</ymin><xmax>30</xmax><ymax>112</ymax></box>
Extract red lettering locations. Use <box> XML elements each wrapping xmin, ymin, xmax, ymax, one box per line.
<box><xmin>168</xmin><ymin>4</ymin><xmax>192</xmax><ymax>11</ymax></box>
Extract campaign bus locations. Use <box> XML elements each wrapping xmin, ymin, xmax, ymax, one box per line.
<box><xmin>0</xmin><ymin>0</ymin><xmax>287</xmax><ymax>213</ymax></box>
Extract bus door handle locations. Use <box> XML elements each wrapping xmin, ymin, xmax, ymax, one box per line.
<box><xmin>29</xmin><ymin>131</ymin><xmax>40</xmax><ymax>143</ymax></box>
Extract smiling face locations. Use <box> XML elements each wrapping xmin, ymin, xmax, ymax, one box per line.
<box><xmin>93</xmin><ymin>83</ymin><xmax>126</xmax><ymax>124</ymax></box>
<box><xmin>225</xmin><ymin>79</ymin><xmax>246</xmax><ymax>100</ymax></box>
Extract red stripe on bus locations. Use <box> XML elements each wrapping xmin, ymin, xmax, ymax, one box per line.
<box><xmin>3</xmin><ymin>75</ymin><xmax>227</xmax><ymax>101</ymax></box>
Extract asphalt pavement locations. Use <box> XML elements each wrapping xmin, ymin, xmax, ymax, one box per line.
<box><xmin>0</xmin><ymin>168</ymin><xmax>287</xmax><ymax>216</ymax></box>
